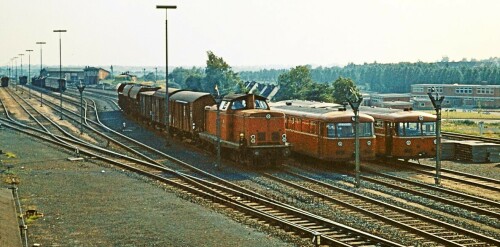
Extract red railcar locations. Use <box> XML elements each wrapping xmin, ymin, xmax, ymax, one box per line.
<box><xmin>361</xmin><ymin>107</ymin><xmax>437</xmax><ymax>160</ymax></box>
<box><xmin>271</xmin><ymin>100</ymin><xmax>376</xmax><ymax>162</ymax></box>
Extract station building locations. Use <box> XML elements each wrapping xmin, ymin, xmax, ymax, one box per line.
<box><xmin>411</xmin><ymin>84</ymin><xmax>500</xmax><ymax>109</ymax></box>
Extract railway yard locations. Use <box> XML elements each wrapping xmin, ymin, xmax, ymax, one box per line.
<box><xmin>1</xmin><ymin>84</ymin><xmax>499</xmax><ymax>247</ymax></box>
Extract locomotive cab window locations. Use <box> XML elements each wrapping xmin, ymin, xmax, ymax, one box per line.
<box><xmin>231</xmin><ymin>99</ymin><xmax>246</xmax><ymax>110</ymax></box>
<box><xmin>254</xmin><ymin>99</ymin><xmax>268</xmax><ymax>109</ymax></box>
<box><xmin>220</xmin><ymin>100</ymin><xmax>229</xmax><ymax>110</ymax></box>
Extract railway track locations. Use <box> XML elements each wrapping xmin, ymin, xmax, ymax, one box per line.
<box><xmin>2</xmin><ymin>87</ymin><xmax>404</xmax><ymax>246</ymax></box>
<box><xmin>261</xmin><ymin>169</ymin><xmax>500</xmax><ymax>247</ymax></box>
<box><xmin>404</xmin><ymin>160</ymin><xmax>500</xmax><ymax>193</ymax></box>
<box><xmin>443</xmin><ymin>131</ymin><xmax>500</xmax><ymax>144</ymax></box>
<box><xmin>0</xmin><ymin>116</ymin><xmax>400</xmax><ymax>246</ymax></box>
<box><xmin>5</xmin><ymin>86</ymin><xmax>500</xmax><ymax>246</ymax></box>
<box><xmin>361</xmin><ymin>168</ymin><xmax>500</xmax><ymax>227</ymax></box>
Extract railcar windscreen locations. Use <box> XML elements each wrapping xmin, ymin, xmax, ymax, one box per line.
<box><xmin>422</xmin><ymin>122</ymin><xmax>436</xmax><ymax>136</ymax></box>
<box><xmin>397</xmin><ymin>122</ymin><xmax>436</xmax><ymax>136</ymax></box>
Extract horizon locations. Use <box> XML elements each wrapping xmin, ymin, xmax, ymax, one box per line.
<box><xmin>2</xmin><ymin>0</ymin><xmax>500</xmax><ymax>68</ymax></box>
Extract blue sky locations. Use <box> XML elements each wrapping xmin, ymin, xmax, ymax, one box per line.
<box><xmin>1</xmin><ymin>0</ymin><xmax>499</xmax><ymax>68</ymax></box>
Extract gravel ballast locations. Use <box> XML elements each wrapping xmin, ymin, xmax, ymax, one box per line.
<box><xmin>0</xmin><ymin>129</ymin><xmax>293</xmax><ymax>246</ymax></box>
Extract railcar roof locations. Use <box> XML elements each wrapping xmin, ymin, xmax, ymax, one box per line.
<box><xmin>129</xmin><ymin>85</ymin><xmax>160</xmax><ymax>99</ymax></box>
<box><xmin>170</xmin><ymin>91</ymin><xmax>214</xmax><ymax>103</ymax></box>
<box><xmin>271</xmin><ymin>104</ymin><xmax>374</xmax><ymax>122</ymax></box>
<box><xmin>360</xmin><ymin>106</ymin><xmax>436</xmax><ymax>121</ymax></box>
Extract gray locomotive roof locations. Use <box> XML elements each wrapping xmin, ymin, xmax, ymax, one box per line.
<box><xmin>170</xmin><ymin>91</ymin><xmax>214</xmax><ymax>103</ymax></box>
<box><xmin>223</xmin><ymin>93</ymin><xmax>266</xmax><ymax>101</ymax></box>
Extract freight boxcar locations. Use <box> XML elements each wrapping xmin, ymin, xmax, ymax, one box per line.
<box><xmin>19</xmin><ymin>76</ymin><xmax>28</xmax><ymax>85</ymax></box>
<box><xmin>139</xmin><ymin>88</ymin><xmax>182</xmax><ymax>127</ymax></box>
<box><xmin>31</xmin><ymin>76</ymin><xmax>66</xmax><ymax>92</ymax></box>
<box><xmin>1</xmin><ymin>77</ymin><xmax>8</xmax><ymax>87</ymax></box>
<box><xmin>169</xmin><ymin>91</ymin><xmax>215</xmax><ymax>137</ymax></box>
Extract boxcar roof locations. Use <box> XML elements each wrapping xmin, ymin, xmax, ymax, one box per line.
<box><xmin>360</xmin><ymin>106</ymin><xmax>436</xmax><ymax>122</ymax></box>
<box><xmin>129</xmin><ymin>86</ymin><xmax>160</xmax><ymax>99</ymax></box>
<box><xmin>170</xmin><ymin>91</ymin><xmax>214</xmax><ymax>103</ymax></box>
<box><xmin>123</xmin><ymin>84</ymin><xmax>135</xmax><ymax>96</ymax></box>
<box><xmin>152</xmin><ymin>88</ymin><xmax>181</xmax><ymax>98</ymax></box>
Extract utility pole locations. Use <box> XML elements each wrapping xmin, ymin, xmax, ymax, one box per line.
<box><xmin>427</xmin><ymin>87</ymin><xmax>445</xmax><ymax>185</ymax></box>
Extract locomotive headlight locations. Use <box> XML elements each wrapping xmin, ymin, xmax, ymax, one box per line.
<box><xmin>406</xmin><ymin>140</ymin><xmax>411</xmax><ymax>146</ymax></box>
<box><xmin>367</xmin><ymin>140</ymin><xmax>372</xmax><ymax>146</ymax></box>
<box><xmin>250</xmin><ymin>135</ymin><xmax>256</xmax><ymax>143</ymax></box>
<box><xmin>434</xmin><ymin>139</ymin><xmax>437</xmax><ymax>145</ymax></box>
<box><xmin>338</xmin><ymin>141</ymin><xmax>343</xmax><ymax>147</ymax></box>
<box><xmin>240</xmin><ymin>133</ymin><xmax>245</xmax><ymax>139</ymax></box>
<box><xmin>281</xmin><ymin>134</ymin><xmax>287</xmax><ymax>142</ymax></box>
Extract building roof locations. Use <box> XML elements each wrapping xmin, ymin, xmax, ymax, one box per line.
<box><xmin>412</xmin><ymin>84</ymin><xmax>500</xmax><ymax>88</ymax></box>
<box><xmin>371</xmin><ymin>93</ymin><xmax>411</xmax><ymax>98</ymax></box>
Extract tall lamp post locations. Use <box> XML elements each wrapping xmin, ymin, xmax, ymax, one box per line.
<box><xmin>13</xmin><ymin>57</ymin><xmax>18</xmax><ymax>90</ymax></box>
<box><xmin>347</xmin><ymin>89</ymin><xmax>363</xmax><ymax>188</ymax></box>
<box><xmin>26</xmin><ymin>50</ymin><xmax>33</xmax><ymax>98</ymax></box>
<box><xmin>427</xmin><ymin>87</ymin><xmax>445</xmax><ymax>185</ymax></box>
<box><xmin>76</xmin><ymin>80</ymin><xmax>86</xmax><ymax>135</ymax></box>
<box><xmin>18</xmin><ymin>54</ymin><xmax>24</xmax><ymax>93</ymax></box>
<box><xmin>214</xmin><ymin>85</ymin><xmax>222</xmax><ymax>169</ymax></box>
<box><xmin>36</xmin><ymin>41</ymin><xmax>46</xmax><ymax>107</ymax></box>
<box><xmin>53</xmin><ymin>29</ymin><xmax>67</xmax><ymax>120</ymax></box>
<box><xmin>156</xmin><ymin>5</ymin><xmax>176</xmax><ymax>145</ymax></box>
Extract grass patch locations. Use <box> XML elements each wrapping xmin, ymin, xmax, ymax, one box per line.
<box><xmin>442</xmin><ymin>121</ymin><xmax>499</xmax><ymax>138</ymax></box>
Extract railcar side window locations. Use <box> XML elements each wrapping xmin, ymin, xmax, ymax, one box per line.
<box><xmin>231</xmin><ymin>99</ymin><xmax>246</xmax><ymax>110</ymax></box>
<box><xmin>337</xmin><ymin>123</ymin><xmax>354</xmax><ymax>137</ymax></box>
<box><xmin>359</xmin><ymin>123</ymin><xmax>374</xmax><ymax>137</ymax></box>
<box><xmin>255</xmin><ymin>99</ymin><xmax>268</xmax><ymax>109</ymax></box>
<box><xmin>422</xmin><ymin>122</ymin><xmax>436</xmax><ymax>136</ymax></box>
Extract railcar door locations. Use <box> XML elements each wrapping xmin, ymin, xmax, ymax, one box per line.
<box><xmin>385</xmin><ymin>122</ymin><xmax>393</xmax><ymax>156</ymax></box>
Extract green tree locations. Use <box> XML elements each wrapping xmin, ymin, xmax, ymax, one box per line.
<box><xmin>332</xmin><ymin>77</ymin><xmax>359</xmax><ymax>104</ymax></box>
<box><xmin>275</xmin><ymin>65</ymin><xmax>315</xmax><ymax>101</ymax></box>
<box><xmin>204</xmin><ymin>51</ymin><xmax>244</xmax><ymax>94</ymax></box>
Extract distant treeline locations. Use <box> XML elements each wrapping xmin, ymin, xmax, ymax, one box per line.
<box><xmin>239</xmin><ymin>58</ymin><xmax>500</xmax><ymax>93</ymax></box>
